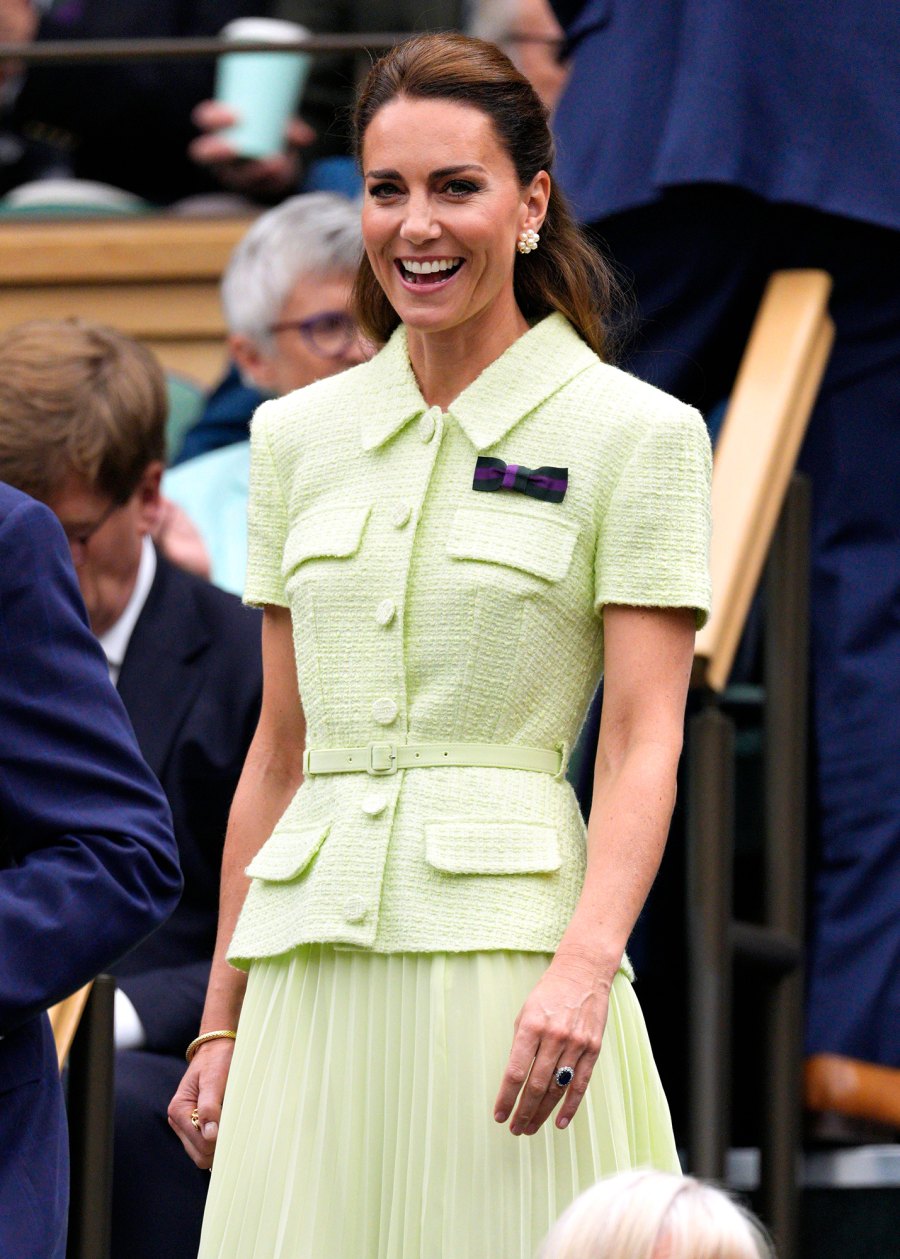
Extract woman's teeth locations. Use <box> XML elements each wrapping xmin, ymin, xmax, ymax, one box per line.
<box><xmin>400</xmin><ymin>257</ymin><xmax>461</xmax><ymax>276</ymax></box>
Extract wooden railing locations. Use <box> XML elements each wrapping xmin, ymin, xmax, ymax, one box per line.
<box><xmin>0</xmin><ymin>216</ymin><xmax>252</xmax><ymax>386</ymax></box>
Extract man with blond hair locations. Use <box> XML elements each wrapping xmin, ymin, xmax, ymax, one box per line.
<box><xmin>0</xmin><ymin>319</ymin><xmax>262</xmax><ymax>1259</ymax></box>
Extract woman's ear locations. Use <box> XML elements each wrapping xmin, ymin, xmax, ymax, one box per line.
<box><xmin>229</xmin><ymin>333</ymin><xmax>278</xmax><ymax>392</ymax></box>
<box><xmin>523</xmin><ymin>169</ymin><xmax>551</xmax><ymax>234</ymax></box>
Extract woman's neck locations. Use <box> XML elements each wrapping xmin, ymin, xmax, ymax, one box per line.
<box><xmin>405</xmin><ymin>297</ymin><xmax>530</xmax><ymax>412</ymax></box>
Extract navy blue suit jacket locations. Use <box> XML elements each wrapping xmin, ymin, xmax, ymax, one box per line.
<box><xmin>113</xmin><ymin>554</ymin><xmax>261</xmax><ymax>1054</ymax></box>
<box><xmin>551</xmin><ymin>0</ymin><xmax>900</xmax><ymax>230</ymax></box>
<box><xmin>0</xmin><ymin>484</ymin><xmax>181</xmax><ymax>1259</ymax></box>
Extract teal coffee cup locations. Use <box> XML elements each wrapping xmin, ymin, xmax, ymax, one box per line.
<box><xmin>214</xmin><ymin>18</ymin><xmax>312</xmax><ymax>159</ymax></box>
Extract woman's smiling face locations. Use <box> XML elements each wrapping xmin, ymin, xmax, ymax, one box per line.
<box><xmin>361</xmin><ymin>95</ymin><xmax>548</xmax><ymax>339</ymax></box>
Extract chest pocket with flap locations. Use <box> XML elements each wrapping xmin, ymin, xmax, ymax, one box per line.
<box><xmin>447</xmin><ymin>505</ymin><xmax>578</xmax><ymax>584</ymax></box>
<box><xmin>282</xmin><ymin>503</ymin><xmax>370</xmax><ymax>583</ymax></box>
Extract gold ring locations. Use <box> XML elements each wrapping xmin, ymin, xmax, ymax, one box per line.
<box><xmin>190</xmin><ymin>1108</ymin><xmax>201</xmax><ymax>1131</ymax></box>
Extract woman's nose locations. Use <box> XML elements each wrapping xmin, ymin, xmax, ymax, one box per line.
<box><xmin>400</xmin><ymin>196</ymin><xmax>441</xmax><ymax>243</ymax></box>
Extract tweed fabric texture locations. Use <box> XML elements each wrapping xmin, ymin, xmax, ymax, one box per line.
<box><xmin>230</xmin><ymin>313</ymin><xmax>712</xmax><ymax>964</ymax></box>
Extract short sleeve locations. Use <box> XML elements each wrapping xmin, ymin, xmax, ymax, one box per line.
<box><xmin>594</xmin><ymin>406</ymin><xmax>712</xmax><ymax>628</ymax></box>
<box><xmin>243</xmin><ymin>401</ymin><xmax>290</xmax><ymax>608</ymax></box>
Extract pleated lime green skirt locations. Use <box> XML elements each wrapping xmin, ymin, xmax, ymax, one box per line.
<box><xmin>198</xmin><ymin>947</ymin><xmax>678</xmax><ymax>1259</ymax></box>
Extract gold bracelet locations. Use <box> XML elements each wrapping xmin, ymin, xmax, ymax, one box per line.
<box><xmin>186</xmin><ymin>1029</ymin><xmax>236</xmax><ymax>1063</ymax></box>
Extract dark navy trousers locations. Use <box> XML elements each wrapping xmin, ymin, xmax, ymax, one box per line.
<box><xmin>580</xmin><ymin>187</ymin><xmax>900</xmax><ymax>1067</ymax></box>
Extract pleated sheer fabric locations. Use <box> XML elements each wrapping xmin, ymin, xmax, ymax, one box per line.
<box><xmin>199</xmin><ymin>947</ymin><xmax>679</xmax><ymax>1259</ymax></box>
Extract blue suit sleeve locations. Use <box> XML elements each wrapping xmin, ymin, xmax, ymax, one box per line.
<box><xmin>0</xmin><ymin>497</ymin><xmax>183</xmax><ymax>1033</ymax></box>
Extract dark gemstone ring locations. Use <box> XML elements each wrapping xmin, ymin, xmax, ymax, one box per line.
<box><xmin>554</xmin><ymin>1065</ymin><xmax>574</xmax><ymax>1089</ymax></box>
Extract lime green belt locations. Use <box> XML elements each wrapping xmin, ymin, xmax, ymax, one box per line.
<box><xmin>302</xmin><ymin>741</ymin><xmax>566</xmax><ymax>779</ymax></box>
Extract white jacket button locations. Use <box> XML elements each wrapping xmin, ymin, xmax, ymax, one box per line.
<box><xmin>375</xmin><ymin>598</ymin><xmax>396</xmax><ymax>626</ymax></box>
<box><xmin>361</xmin><ymin>792</ymin><xmax>387</xmax><ymax>816</ymax></box>
<box><xmin>343</xmin><ymin>896</ymin><xmax>367</xmax><ymax>923</ymax></box>
<box><xmin>372</xmin><ymin>698</ymin><xmax>399</xmax><ymax>725</ymax></box>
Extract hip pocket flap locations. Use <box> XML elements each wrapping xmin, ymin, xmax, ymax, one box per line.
<box><xmin>245</xmin><ymin>824</ymin><xmax>330</xmax><ymax>883</ymax></box>
<box><xmin>448</xmin><ymin>506</ymin><xmax>578</xmax><ymax>582</ymax></box>
<box><xmin>425</xmin><ymin>821</ymin><xmax>561</xmax><ymax>874</ymax></box>
<box><xmin>282</xmin><ymin>504</ymin><xmax>370</xmax><ymax>577</ymax></box>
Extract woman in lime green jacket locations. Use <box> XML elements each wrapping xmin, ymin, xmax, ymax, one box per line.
<box><xmin>170</xmin><ymin>33</ymin><xmax>712</xmax><ymax>1259</ymax></box>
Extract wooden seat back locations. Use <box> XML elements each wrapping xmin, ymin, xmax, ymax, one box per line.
<box><xmin>48</xmin><ymin>982</ymin><xmax>93</xmax><ymax>1071</ymax></box>
<box><xmin>694</xmin><ymin>269</ymin><xmax>834</xmax><ymax>691</ymax></box>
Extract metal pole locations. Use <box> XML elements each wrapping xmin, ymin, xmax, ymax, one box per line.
<box><xmin>66</xmin><ymin>975</ymin><xmax>116</xmax><ymax>1259</ymax></box>
<box><xmin>760</xmin><ymin>475</ymin><xmax>810</xmax><ymax>1259</ymax></box>
<box><xmin>686</xmin><ymin>702</ymin><xmax>735</xmax><ymax>1178</ymax></box>
<box><xmin>0</xmin><ymin>34</ymin><xmax>406</xmax><ymax>64</ymax></box>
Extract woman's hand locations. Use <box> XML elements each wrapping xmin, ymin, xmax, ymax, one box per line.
<box><xmin>167</xmin><ymin>1038</ymin><xmax>235</xmax><ymax>1170</ymax></box>
<box><xmin>494</xmin><ymin>953</ymin><xmax>611</xmax><ymax>1136</ymax></box>
<box><xmin>188</xmin><ymin>100</ymin><xmax>315</xmax><ymax>199</ymax></box>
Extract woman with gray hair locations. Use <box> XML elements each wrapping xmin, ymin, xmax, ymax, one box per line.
<box><xmin>538</xmin><ymin>1171</ymin><xmax>776</xmax><ymax>1259</ymax></box>
<box><xmin>221</xmin><ymin>190</ymin><xmax>365</xmax><ymax>394</ymax></box>
<box><xmin>164</xmin><ymin>191</ymin><xmax>368</xmax><ymax>590</ymax></box>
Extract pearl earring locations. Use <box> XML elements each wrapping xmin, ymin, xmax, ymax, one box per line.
<box><xmin>517</xmin><ymin>228</ymin><xmax>540</xmax><ymax>254</ymax></box>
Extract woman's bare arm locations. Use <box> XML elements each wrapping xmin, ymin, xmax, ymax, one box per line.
<box><xmin>168</xmin><ymin>605</ymin><xmax>304</xmax><ymax>1166</ymax></box>
<box><xmin>494</xmin><ymin>603</ymin><xmax>696</xmax><ymax>1136</ymax></box>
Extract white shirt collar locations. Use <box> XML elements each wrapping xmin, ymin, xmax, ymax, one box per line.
<box><xmin>99</xmin><ymin>535</ymin><xmax>157</xmax><ymax>683</ymax></box>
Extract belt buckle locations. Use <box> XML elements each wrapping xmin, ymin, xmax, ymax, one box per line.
<box><xmin>367</xmin><ymin>742</ymin><xmax>397</xmax><ymax>776</ymax></box>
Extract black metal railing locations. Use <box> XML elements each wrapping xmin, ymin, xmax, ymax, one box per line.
<box><xmin>686</xmin><ymin>475</ymin><xmax>810</xmax><ymax>1257</ymax></box>
<box><xmin>0</xmin><ymin>34</ymin><xmax>404</xmax><ymax>65</ymax></box>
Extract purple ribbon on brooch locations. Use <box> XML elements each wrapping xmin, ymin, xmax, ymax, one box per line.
<box><xmin>472</xmin><ymin>456</ymin><xmax>568</xmax><ymax>503</ymax></box>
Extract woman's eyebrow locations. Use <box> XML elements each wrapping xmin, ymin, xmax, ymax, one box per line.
<box><xmin>364</xmin><ymin>164</ymin><xmax>488</xmax><ymax>180</ymax></box>
<box><xmin>430</xmin><ymin>164</ymin><xmax>487</xmax><ymax>178</ymax></box>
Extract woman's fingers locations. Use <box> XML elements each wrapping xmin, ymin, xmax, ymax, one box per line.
<box><xmin>167</xmin><ymin>1074</ymin><xmax>210</xmax><ymax>1169</ymax></box>
<box><xmin>554</xmin><ymin>1050</ymin><xmax>600</xmax><ymax>1130</ymax></box>
<box><xmin>167</xmin><ymin>1042</ymin><xmax>234</xmax><ymax>1170</ymax></box>
<box><xmin>493</xmin><ymin>1019</ymin><xmax>539</xmax><ymax>1124</ymax></box>
<box><xmin>191</xmin><ymin>99</ymin><xmax>239</xmax><ymax>131</ymax></box>
<box><xmin>507</xmin><ymin>1034</ymin><xmax>565</xmax><ymax>1135</ymax></box>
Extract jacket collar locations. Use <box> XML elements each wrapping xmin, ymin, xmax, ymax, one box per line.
<box><xmin>360</xmin><ymin>313</ymin><xmax>598</xmax><ymax>453</ymax></box>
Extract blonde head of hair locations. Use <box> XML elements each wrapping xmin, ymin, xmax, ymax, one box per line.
<box><xmin>0</xmin><ymin>318</ymin><xmax>166</xmax><ymax>502</ymax></box>
<box><xmin>538</xmin><ymin>1171</ymin><xmax>775</xmax><ymax>1259</ymax></box>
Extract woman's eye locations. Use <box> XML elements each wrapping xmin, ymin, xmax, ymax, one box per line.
<box><xmin>444</xmin><ymin>179</ymin><xmax>479</xmax><ymax>197</ymax></box>
<box><xmin>368</xmin><ymin>182</ymin><xmax>401</xmax><ymax>199</ymax></box>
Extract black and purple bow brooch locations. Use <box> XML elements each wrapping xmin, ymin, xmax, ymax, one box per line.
<box><xmin>472</xmin><ymin>456</ymin><xmax>568</xmax><ymax>503</ymax></box>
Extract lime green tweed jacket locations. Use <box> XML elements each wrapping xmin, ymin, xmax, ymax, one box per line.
<box><xmin>228</xmin><ymin>313</ymin><xmax>711</xmax><ymax>965</ymax></box>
